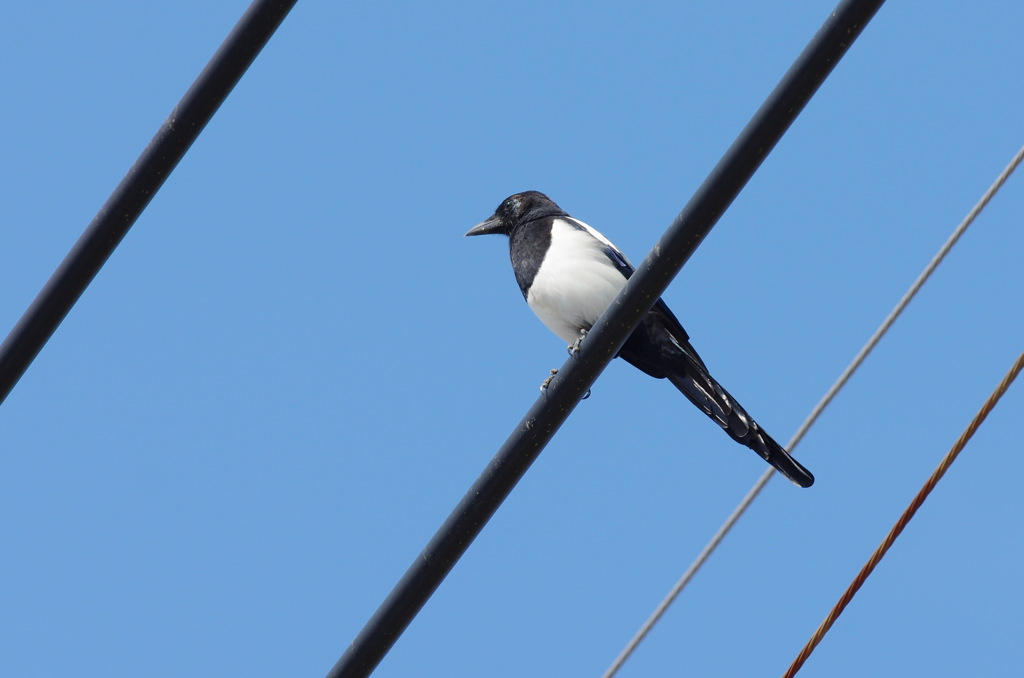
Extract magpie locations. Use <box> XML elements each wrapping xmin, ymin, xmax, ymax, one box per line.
<box><xmin>466</xmin><ymin>190</ymin><xmax>814</xmax><ymax>488</ymax></box>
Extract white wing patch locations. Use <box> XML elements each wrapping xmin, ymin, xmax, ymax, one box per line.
<box><xmin>526</xmin><ymin>218</ymin><xmax>630</xmax><ymax>343</ymax></box>
<box><xmin>566</xmin><ymin>218</ymin><xmax>635</xmax><ymax>269</ymax></box>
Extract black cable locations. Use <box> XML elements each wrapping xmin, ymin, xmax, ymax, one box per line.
<box><xmin>326</xmin><ymin>1</ymin><xmax>886</xmax><ymax>676</ymax></box>
<box><xmin>0</xmin><ymin>0</ymin><xmax>298</xmax><ymax>405</ymax></box>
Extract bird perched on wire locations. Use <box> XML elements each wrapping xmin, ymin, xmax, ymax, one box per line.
<box><xmin>466</xmin><ymin>190</ymin><xmax>814</xmax><ymax>488</ymax></box>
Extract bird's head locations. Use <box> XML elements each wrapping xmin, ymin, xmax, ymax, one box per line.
<box><xmin>465</xmin><ymin>191</ymin><xmax>564</xmax><ymax>237</ymax></box>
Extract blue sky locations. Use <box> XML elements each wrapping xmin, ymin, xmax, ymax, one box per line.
<box><xmin>2</xmin><ymin>2</ymin><xmax>1023</xmax><ymax>676</ymax></box>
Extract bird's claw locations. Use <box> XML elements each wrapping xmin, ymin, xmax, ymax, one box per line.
<box><xmin>540</xmin><ymin>369</ymin><xmax>592</xmax><ymax>401</ymax></box>
<box><xmin>566</xmin><ymin>328</ymin><xmax>589</xmax><ymax>357</ymax></box>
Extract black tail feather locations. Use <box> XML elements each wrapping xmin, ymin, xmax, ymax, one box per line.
<box><xmin>666</xmin><ymin>371</ymin><xmax>814</xmax><ymax>488</ymax></box>
<box><xmin>618</xmin><ymin>308</ymin><xmax>814</xmax><ymax>488</ymax></box>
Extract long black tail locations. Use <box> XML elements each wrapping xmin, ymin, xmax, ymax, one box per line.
<box><xmin>666</xmin><ymin>370</ymin><xmax>814</xmax><ymax>487</ymax></box>
<box><xmin>618</xmin><ymin>306</ymin><xmax>814</xmax><ymax>488</ymax></box>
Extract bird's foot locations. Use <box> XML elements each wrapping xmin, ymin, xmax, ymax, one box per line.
<box><xmin>539</xmin><ymin>367</ymin><xmax>591</xmax><ymax>400</ymax></box>
<box><xmin>566</xmin><ymin>328</ymin><xmax>589</xmax><ymax>357</ymax></box>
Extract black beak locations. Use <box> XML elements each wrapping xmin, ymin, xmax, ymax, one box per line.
<box><xmin>464</xmin><ymin>215</ymin><xmax>504</xmax><ymax>237</ymax></box>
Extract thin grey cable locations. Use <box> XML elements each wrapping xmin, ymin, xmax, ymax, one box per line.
<box><xmin>602</xmin><ymin>142</ymin><xmax>1024</xmax><ymax>678</ymax></box>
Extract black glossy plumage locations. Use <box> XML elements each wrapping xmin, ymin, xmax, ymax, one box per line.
<box><xmin>618</xmin><ymin>305</ymin><xmax>813</xmax><ymax>487</ymax></box>
<box><xmin>508</xmin><ymin>217</ymin><xmax>553</xmax><ymax>300</ymax></box>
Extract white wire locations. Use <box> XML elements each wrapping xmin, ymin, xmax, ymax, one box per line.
<box><xmin>601</xmin><ymin>142</ymin><xmax>1024</xmax><ymax>678</ymax></box>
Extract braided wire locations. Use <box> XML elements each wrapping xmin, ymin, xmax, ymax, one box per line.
<box><xmin>784</xmin><ymin>350</ymin><xmax>1024</xmax><ymax>676</ymax></box>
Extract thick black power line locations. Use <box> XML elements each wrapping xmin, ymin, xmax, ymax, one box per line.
<box><xmin>0</xmin><ymin>0</ymin><xmax>298</xmax><ymax>405</ymax></box>
<box><xmin>327</xmin><ymin>1</ymin><xmax>886</xmax><ymax>676</ymax></box>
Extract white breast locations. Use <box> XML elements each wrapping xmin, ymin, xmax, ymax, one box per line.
<box><xmin>526</xmin><ymin>218</ymin><xmax>629</xmax><ymax>343</ymax></box>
